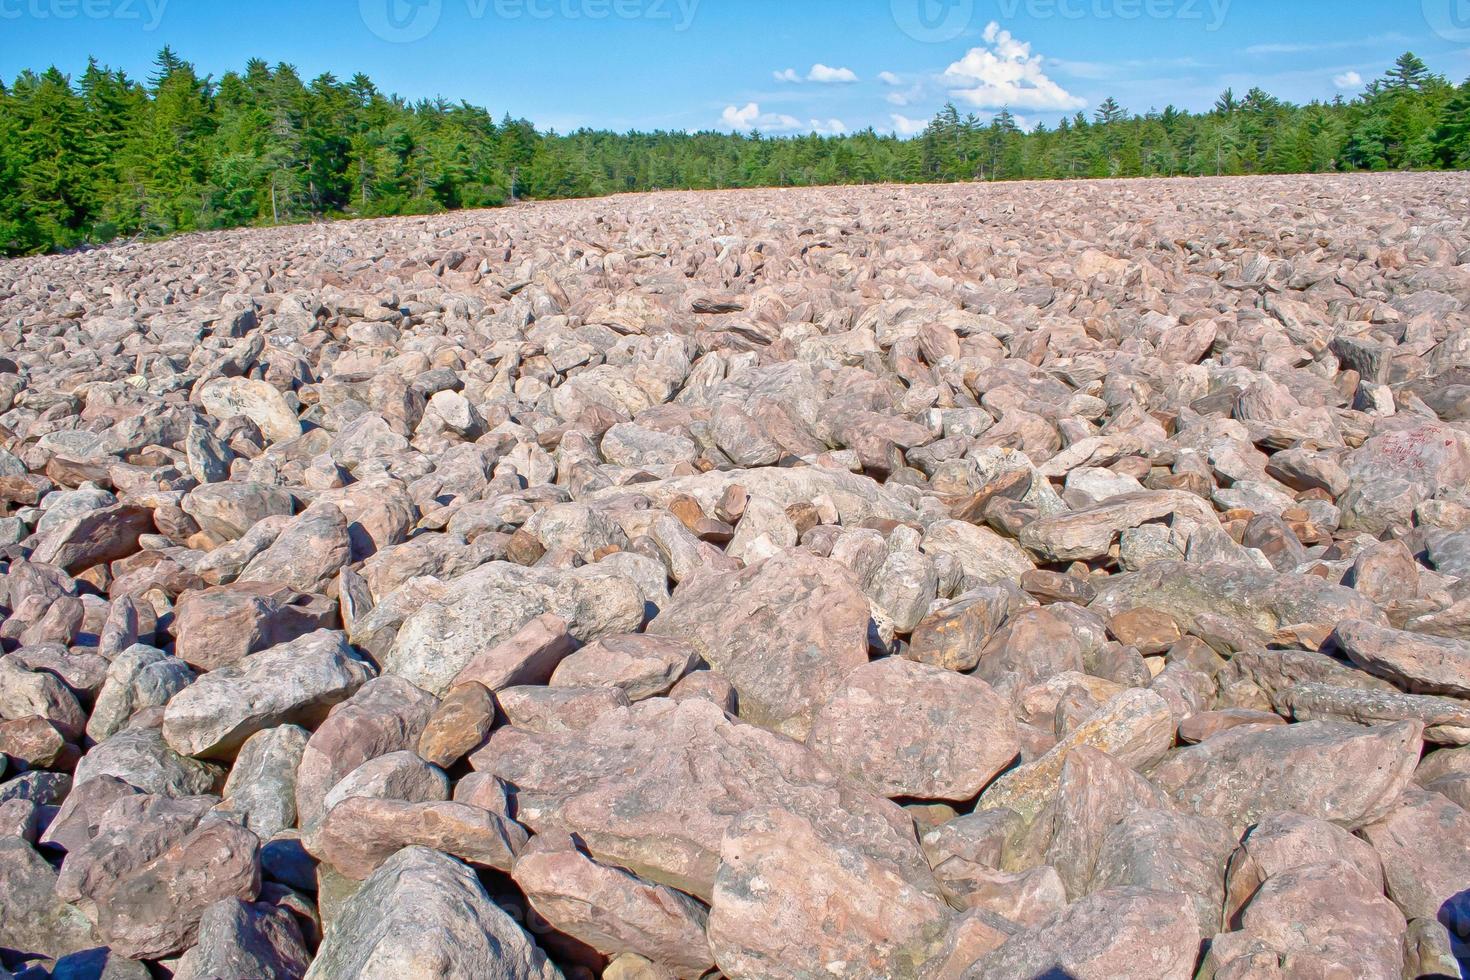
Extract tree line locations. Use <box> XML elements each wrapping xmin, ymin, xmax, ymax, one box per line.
<box><xmin>1</xmin><ymin>49</ymin><xmax>1467</xmax><ymax>256</ymax></box>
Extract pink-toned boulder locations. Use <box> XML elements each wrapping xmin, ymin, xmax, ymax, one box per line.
<box><xmin>294</xmin><ymin>675</ymin><xmax>438</xmax><ymax>828</ymax></box>
<box><xmin>310</xmin><ymin>797</ymin><xmax>528</xmax><ymax>880</ymax></box>
<box><xmin>962</xmin><ymin>886</ymin><xmax>1201</xmax><ymax>980</ymax></box>
<box><xmin>647</xmin><ymin>549</ymin><xmax>871</xmax><ymax>738</ymax></box>
<box><xmin>549</xmin><ymin>634</ymin><xmax>701</xmax><ymax>702</ymax></box>
<box><xmin>1150</xmin><ymin>720</ymin><xmax>1422</xmax><ymax>830</ymax></box>
<box><xmin>476</xmin><ymin>698</ymin><xmax>934</xmax><ymax>902</ymax></box>
<box><xmin>514</xmin><ymin>835</ymin><xmax>714</xmax><ymax>978</ymax></box>
<box><xmin>806</xmin><ymin>657</ymin><xmax>1019</xmax><ymax>802</ymax></box>
<box><xmin>451</xmin><ymin>612</ymin><xmax>578</xmax><ymax>691</ymax></box>
<box><xmin>708</xmin><ymin>805</ymin><xmax>951</xmax><ymax>980</ymax></box>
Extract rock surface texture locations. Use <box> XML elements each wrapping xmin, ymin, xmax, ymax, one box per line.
<box><xmin>2</xmin><ymin>173</ymin><xmax>1470</xmax><ymax>978</ymax></box>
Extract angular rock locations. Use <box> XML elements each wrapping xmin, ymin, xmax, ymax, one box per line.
<box><xmin>1150</xmin><ymin>719</ymin><xmax>1421</xmax><ymax>829</ymax></box>
<box><xmin>477</xmin><ymin>698</ymin><xmax>935</xmax><ymax>902</ymax></box>
<box><xmin>979</xmin><ymin>689</ymin><xmax>1175</xmax><ymax>823</ymax></box>
<box><xmin>961</xmin><ymin>886</ymin><xmax>1200</xmax><ymax>980</ymax></box>
<box><xmin>173</xmin><ymin>898</ymin><xmax>312</xmax><ymax>980</ymax></box>
<box><xmin>199</xmin><ymin>377</ymin><xmax>303</xmax><ymax>444</ymax></box>
<box><xmin>87</xmin><ymin>644</ymin><xmax>196</xmax><ymax>742</ymax></box>
<box><xmin>311</xmin><ymin>797</ymin><xmax>527</xmax><ymax>880</ymax></box>
<box><xmin>806</xmin><ymin>657</ymin><xmax>1019</xmax><ymax>802</ymax></box>
<box><xmin>514</xmin><ymin>836</ymin><xmax>714</xmax><ymax>978</ymax></box>
<box><xmin>1094</xmin><ymin>561</ymin><xmax>1385</xmax><ymax>650</ymax></box>
<box><xmin>496</xmin><ymin>679</ymin><xmax>632</xmax><ymax>731</ymax></box>
<box><xmin>647</xmin><ymin>550</ymin><xmax>870</xmax><ymax>738</ymax></box>
<box><xmin>386</xmin><ymin>562</ymin><xmax>645</xmax><ymax>696</ymax></box>
<box><xmin>1223</xmin><ymin>810</ymin><xmax>1384</xmax><ymax>925</ymax></box>
<box><xmin>549</xmin><ymin>634</ymin><xmax>700</xmax><ymax>702</ymax></box>
<box><xmin>0</xmin><ymin>836</ymin><xmax>98</xmax><ymax>959</ymax></box>
<box><xmin>218</xmin><ymin>724</ymin><xmax>309</xmax><ymax>839</ymax></box>
<box><xmin>1207</xmin><ymin>861</ymin><xmax>1407</xmax><ymax>979</ymax></box>
<box><xmin>1332</xmin><ymin>619</ymin><xmax>1470</xmax><ymax>699</ymax></box>
<box><xmin>303</xmin><ymin>846</ymin><xmax>559</xmax><ymax>980</ymax></box>
<box><xmin>708</xmin><ymin>805</ymin><xmax>951</xmax><ymax>980</ymax></box>
<box><xmin>450</xmin><ymin>612</ymin><xmax>579</xmax><ymax>692</ymax></box>
<box><xmin>173</xmin><ymin>583</ymin><xmax>338</xmax><ymax>672</ymax></box>
<box><xmin>1045</xmin><ymin>746</ymin><xmax>1173</xmax><ymax>899</ymax></box>
<box><xmin>94</xmin><ymin>818</ymin><xmax>261</xmax><ymax>959</ymax></box>
<box><xmin>294</xmin><ymin>675</ymin><xmax>438</xmax><ymax>828</ymax></box>
<box><xmin>162</xmin><ymin>630</ymin><xmax>375</xmax><ymax>759</ymax></box>
<box><xmin>1359</xmin><ymin>787</ymin><xmax>1470</xmax><ymax>922</ymax></box>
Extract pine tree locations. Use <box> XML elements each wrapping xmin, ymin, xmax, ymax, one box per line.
<box><xmin>1095</xmin><ymin>97</ymin><xmax>1127</xmax><ymax>125</ymax></box>
<box><xmin>1386</xmin><ymin>53</ymin><xmax>1430</xmax><ymax>91</ymax></box>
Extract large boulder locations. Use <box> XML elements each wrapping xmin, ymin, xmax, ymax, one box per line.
<box><xmin>709</xmin><ymin>805</ymin><xmax>952</xmax><ymax>980</ymax></box>
<box><xmin>162</xmin><ymin>631</ymin><xmax>375</xmax><ymax>759</ymax></box>
<box><xmin>475</xmin><ymin>698</ymin><xmax>936</xmax><ymax>902</ymax></box>
<box><xmin>647</xmin><ymin>550</ymin><xmax>871</xmax><ymax>738</ymax></box>
<box><xmin>514</xmin><ymin>836</ymin><xmax>714</xmax><ymax>978</ymax></box>
<box><xmin>806</xmin><ymin>657</ymin><xmax>1019</xmax><ymax>802</ymax></box>
<box><xmin>1094</xmin><ymin>561</ymin><xmax>1384</xmax><ymax>650</ymax></box>
<box><xmin>385</xmin><ymin>562</ymin><xmax>646</xmax><ymax>696</ymax></box>
<box><xmin>1150</xmin><ymin>720</ymin><xmax>1422</xmax><ymax>829</ymax></box>
<box><xmin>960</xmin><ymin>886</ymin><xmax>1200</xmax><ymax>980</ymax></box>
<box><xmin>304</xmin><ymin>846</ymin><xmax>560</xmax><ymax>979</ymax></box>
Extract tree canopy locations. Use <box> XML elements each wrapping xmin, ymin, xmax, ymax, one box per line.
<box><xmin>1</xmin><ymin>49</ymin><xmax>1467</xmax><ymax>256</ymax></box>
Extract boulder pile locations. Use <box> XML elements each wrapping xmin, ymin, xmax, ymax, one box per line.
<box><xmin>2</xmin><ymin>173</ymin><xmax>1470</xmax><ymax>978</ymax></box>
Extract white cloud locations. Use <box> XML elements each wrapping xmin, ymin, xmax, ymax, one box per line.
<box><xmin>886</xmin><ymin>80</ymin><xmax>927</xmax><ymax>107</ymax></box>
<box><xmin>890</xmin><ymin>113</ymin><xmax>929</xmax><ymax>136</ymax></box>
<box><xmin>877</xmin><ymin>70</ymin><xmax>903</xmax><ymax>86</ymax></box>
<box><xmin>810</xmin><ymin>118</ymin><xmax>848</xmax><ymax>135</ymax></box>
<box><xmin>943</xmin><ymin>21</ymin><xmax>1086</xmax><ymax>112</ymax></box>
<box><xmin>721</xmin><ymin>102</ymin><xmax>802</xmax><ymax>132</ymax></box>
<box><xmin>808</xmin><ymin>63</ymin><xmax>859</xmax><ymax>83</ymax></box>
<box><xmin>722</xmin><ymin>103</ymin><xmax>761</xmax><ymax>128</ymax></box>
<box><xmin>773</xmin><ymin>68</ymin><xmax>802</xmax><ymax>83</ymax></box>
<box><xmin>1333</xmin><ymin>70</ymin><xmax>1363</xmax><ymax>90</ymax></box>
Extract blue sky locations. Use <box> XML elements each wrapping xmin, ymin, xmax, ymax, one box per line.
<box><xmin>2</xmin><ymin>0</ymin><xmax>1467</xmax><ymax>134</ymax></box>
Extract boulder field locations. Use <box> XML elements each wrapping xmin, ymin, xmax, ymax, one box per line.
<box><xmin>2</xmin><ymin>174</ymin><xmax>1470</xmax><ymax>978</ymax></box>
